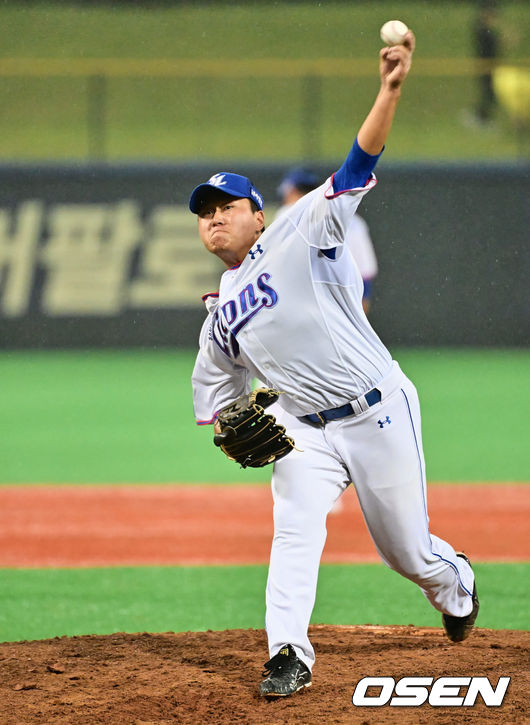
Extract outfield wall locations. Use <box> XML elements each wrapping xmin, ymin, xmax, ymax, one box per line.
<box><xmin>0</xmin><ymin>162</ymin><xmax>527</xmax><ymax>348</ymax></box>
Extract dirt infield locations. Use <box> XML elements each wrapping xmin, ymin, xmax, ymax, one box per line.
<box><xmin>1</xmin><ymin>626</ymin><xmax>528</xmax><ymax>724</ymax></box>
<box><xmin>0</xmin><ymin>483</ymin><xmax>528</xmax><ymax>566</ymax></box>
<box><xmin>1</xmin><ymin>483</ymin><xmax>528</xmax><ymax>723</ymax></box>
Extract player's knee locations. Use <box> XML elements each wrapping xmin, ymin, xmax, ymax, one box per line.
<box><xmin>386</xmin><ymin>556</ymin><xmax>431</xmax><ymax>584</ymax></box>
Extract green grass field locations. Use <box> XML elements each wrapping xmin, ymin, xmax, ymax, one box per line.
<box><xmin>1</xmin><ymin>1</ymin><xmax>528</xmax><ymax>161</ymax></box>
<box><xmin>1</xmin><ymin>348</ymin><xmax>528</xmax><ymax>484</ymax></box>
<box><xmin>0</xmin><ymin>347</ymin><xmax>528</xmax><ymax>642</ymax></box>
<box><xmin>0</xmin><ymin>563</ymin><xmax>528</xmax><ymax>643</ymax></box>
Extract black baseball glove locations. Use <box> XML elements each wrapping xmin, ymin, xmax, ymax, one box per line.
<box><xmin>213</xmin><ymin>388</ymin><xmax>296</xmax><ymax>468</ymax></box>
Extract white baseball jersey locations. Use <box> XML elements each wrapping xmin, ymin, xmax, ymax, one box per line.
<box><xmin>192</xmin><ymin>175</ymin><xmax>392</xmax><ymax>422</ymax></box>
<box><xmin>276</xmin><ymin>205</ymin><xmax>378</xmax><ymax>283</ymax></box>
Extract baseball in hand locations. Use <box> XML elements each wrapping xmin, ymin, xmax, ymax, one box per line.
<box><xmin>380</xmin><ymin>20</ymin><xmax>409</xmax><ymax>45</ymax></box>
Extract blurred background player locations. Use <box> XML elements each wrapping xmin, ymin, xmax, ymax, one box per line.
<box><xmin>276</xmin><ymin>167</ymin><xmax>378</xmax><ymax>314</ymax></box>
<box><xmin>462</xmin><ymin>0</ymin><xmax>502</xmax><ymax>127</ymax></box>
<box><xmin>474</xmin><ymin>0</ymin><xmax>501</xmax><ymax>124</ymax></box>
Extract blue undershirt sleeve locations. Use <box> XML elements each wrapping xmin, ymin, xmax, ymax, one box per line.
<box><xmin>333</xmin><ymin>138</ymin><xmax>383</xmax><ymax>193</ymax></box>
<box><xmin>362</xmin><ymin>279</ymin><xmax>373</xmax><ymax>299</ymax></box>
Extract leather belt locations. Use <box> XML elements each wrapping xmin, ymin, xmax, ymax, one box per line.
<box><xmin>302</xmin><ymin>388</ymin><xmax>382</xmax><ymax>425</ymax></box>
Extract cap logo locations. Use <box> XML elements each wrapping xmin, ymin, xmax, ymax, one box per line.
<box><xmin>250</xmin><ymin>188</ymin><xmax>263</xmax><ymax>207</ymax></box>
<box><xmin>207</xmin><ymin>173</ymin><xmax>228</xmax><ymax>187</ymax></box>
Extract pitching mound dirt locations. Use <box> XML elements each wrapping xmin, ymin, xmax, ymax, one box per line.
<box><xmin>0</xmin><ymin>625</ymin><xmax>527</xmax><ymax>724</ymax></box>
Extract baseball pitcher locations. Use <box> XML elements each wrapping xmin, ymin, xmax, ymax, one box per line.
<box><xmin>190</xmin><ymin>29</ymin><xmax>479</xmax><ymax>699</ymax></box>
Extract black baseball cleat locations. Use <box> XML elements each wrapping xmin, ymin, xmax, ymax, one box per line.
<box><xmin>259</xmin><ymin>644</ymin><xmax>312</xmax><ymax>698</ymax></box>
<box><xmin>442</xmin><ymin>553</ymin><xmax>480</xmax><ymax>642</ymax></box>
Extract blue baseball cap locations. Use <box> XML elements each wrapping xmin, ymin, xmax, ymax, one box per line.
<box><xmin>278</xmin><ymin>167</ymin><xmax>320</xmax><ymax>197</ymax></box>
<box><xmin>189</xmin><ymin>172</ymin><xmax>264</xmax><ymax>214</ymax></box>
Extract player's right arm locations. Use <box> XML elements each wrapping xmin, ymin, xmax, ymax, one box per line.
<box><xmin>290</xmin><ymin>32</ymin><xmax>415</xmax><ymax>252</ymax></box>
<box><xmin>332</xmin><ymin>30</ymin><xmax>415</xmax><ymax>194</ymax></box>
<box><xmin>357</xmin><ymin>30</ymin><xmax>415</xmax><ymax>155</ymax></box>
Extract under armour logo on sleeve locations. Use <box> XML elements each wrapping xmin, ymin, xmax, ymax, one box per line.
<box><xmin>378</xmin><ymin>416</ymin><xmax>391</xmax><ymax>428</ymax></box>
<box><xmin>249</xmin><ymin>244</ymin><xmax>264</xmax><ymax>259</ymax></box>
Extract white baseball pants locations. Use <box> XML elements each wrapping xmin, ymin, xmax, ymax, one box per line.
<box><xmin>265</xmin><ymin>361</ymin><xmax>475</xmax><ymax>670</ymax></box>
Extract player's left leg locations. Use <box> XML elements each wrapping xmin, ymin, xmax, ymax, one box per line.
<box><xmin>330</xmin><ymin>364</ymin><xmax>476</xmax><ymax>620</ymax></box>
